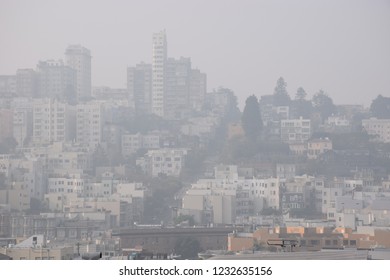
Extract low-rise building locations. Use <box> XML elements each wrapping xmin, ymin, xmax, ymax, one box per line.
<box><xmin>307</xmin><ymin>138</ymin><xmax>332</xmax><ymax>160</ymax></box>
<box><xmin>122</xmin><ymin>133</ymin><xmax>160</xmax><ymax>157</ymax></box>
<box><xmin>137</xmin><ymin>148</ymin><xmax>187</xmax><ymax>177</ymax></box>
<box><xmin>281</xmin><ymin>117</ymin><xmax>311</xmax><ymax>144</ymax></box>
<box><xmin>0</xmin><ymin>235</ymin><xmax>74</xmax><ymax>260</ymax></box>
<box><xmin>362</xmin><ymin>118</ymin><xmax>390</xmax><ymax>143</ymax></box>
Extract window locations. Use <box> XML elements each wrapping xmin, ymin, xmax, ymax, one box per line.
<box><xmin>310</xmin><ymin>240</ymin><xmax>320</xmax><ymax>245</ymax></box>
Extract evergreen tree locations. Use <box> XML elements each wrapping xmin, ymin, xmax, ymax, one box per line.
<box><xmin>312</xmin><ymin>90</ymin><xmax>336</xmax><ymax>121</ymax></box>
<box><xmin>241</xmin><ymin>95</ymin><xmax>263</xmax><ymax>142</ymax></box>
<box><xmin>273</xmin><ymin>77</ymin><xmax>290</xmax><ymax>106</ymax></box>
<box><xmin>295</xmin><ymin>87</ymin><xmax>307</xmax><ymax>100</ymax></box>
<box><xmin>292</xmin><ymin>87</ymin><xmax>312</xmax><ymax>118</ymax></box>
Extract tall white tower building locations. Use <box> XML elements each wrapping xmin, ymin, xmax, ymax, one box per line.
<box><xmin>65</xmin><ymin>45</ymin><xmax>91</xmax><ymax>100</ymax></box>
<box><xmin>152</xmin><ymin>30</ymin><xmax>167</xmax><ymax>117</ymax></box>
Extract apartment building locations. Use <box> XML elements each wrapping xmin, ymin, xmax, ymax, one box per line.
<box><xmin>137</xmin><ymin>148</ymin><xmax>187</xmax><ymax>177</ymax></box>
<box><xmin>32</xmin><ymin>98</ymin><xmax>69</xmax><ymax>145</ymax></box>
<box><xmin>281</xmin><ymin>117</ymin><xmax>311</xmax><ymax>144</ymax></box>
<box><xmin>362</xmin><ymin>118</ymin><xmax>390</xmax><ymax>143</ymax></box>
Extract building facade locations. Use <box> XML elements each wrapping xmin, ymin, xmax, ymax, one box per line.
<box><xmin>37</xmin><ymin>60</ymin><xmax>76</xmax><ymax>99</ymax></box>
<box><xmin>152</xmin><ymin>30</ymin><xmax>167</xmax><ymax>117</ymax></box>
<box><xmin>127</xmin><ymin>63</ymin><xmax>152</xmax><ymax>114</ymax></box>
<box><xmin>362</xmin><ymin>118</ymin><xmax>390</xmax><ymax>143</ymax></box>
<box><xmin>65</xmin><ymin>45</ymin><xmax>92</xmax><ymax>100</ymax></box>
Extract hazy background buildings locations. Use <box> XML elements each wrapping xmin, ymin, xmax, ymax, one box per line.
<box><xmin>0</xmin><ymin>0</ymin><xmax>390</xmax><ymax>260</ymax></box>
<box><xmin>1</xmin><ymin>0</ymin><xmax>389</xmax><ymax>108</ymax></box>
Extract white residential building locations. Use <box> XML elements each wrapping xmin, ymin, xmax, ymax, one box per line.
<box><xmin>180</xmin><ymin>165</ymin><xmax>281</xmax><ymax>224</ymax></box>
<box><xmin>84</xmin><ymin>173</ymin><xmax>120</xmax><ymax>198</ymax></box>
<box><xmin>121</xmin><ymin>133</ymin><xmax>160</xmax><ymax>157</ymax></box>
<box><xmin>32</xmin><ymin>98</ymin><xmax>69</xmax><ymax>145</ymax></box>
<box><xmin>47</xmin><ymin>174</ymin><xmax>85</xmax><ymax>196</ymax></box>
<box><xmin>137</xmin><ymin>148</ymin><xmax>187</xmax><ymax>177</ymax></box>
<box><xmin>362</xmin><ymin>118</ymin><xmax>390</xmax><ymax>143</ymax></box>
<box><xmin>326</xmin><ymin>116</ymin><xmax>350</xmax><ymax>127</ymax></box>
<box><xmin>281</xmin><ymin>117</ymin><xmax>311</xmax><ymax>144</ymax></box>
<box><xmin>116</xmin><ymin>183</ymin><xmax>146</xmax><ymax>200</ymax></box>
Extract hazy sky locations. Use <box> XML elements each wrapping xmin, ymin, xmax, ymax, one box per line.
<box><xmin>1</xmin><ymin>0</ymin><xmax>389</xmax><ymax>108</ymax></box>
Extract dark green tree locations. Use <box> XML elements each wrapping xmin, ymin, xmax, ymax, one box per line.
<box><xmin>312</xmin><ymin>90</ymin><xmax>336</xmax><ymax>121</ymax></box>
<box><xmin>292</xmin><ymin>87</ymin><xmax>312</xmax><ymax>118</ymax></box>
<box><xmin>295</xmin><ymin>87</ymin><xmax>307</xmax><ymax>100</ymax></box>
<box><xmin>370</xmin><ymin>95</ymin><xmax>390</xmax><ymax>119</ymax></box>
<box><xmin>273</xmin><ymin>77</ymin><xmax>290</xmax><ymax>106</ymax></box>
<box><xmin>241</xmin><ymin>95</ymin><xmax>263</xmax><ymax>142</ymax></box>
<box><xmin>174</xmin><ymin>237</ymin><xmax>201</xmax><ymax>259</ymax></box>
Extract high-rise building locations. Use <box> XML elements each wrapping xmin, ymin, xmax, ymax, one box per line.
<box><xmin>127</xmin><ymin>63</ymin><xmax>152</xmax><ymax>114</ymax></box>
<box><xmin>189</xmin><ymin>69</ymin><xmax>207</xmax><ymax>112</ymax></box>
<box><xmin>0</xmin><ymin>109</ymin><xmax>13</xmax><ymax>143</ymax></box>
<box><xmin>16</xmin><ymin>69</ymin><xmax>38</xmax><ymax>98</ymax></box>
<box><xmin>11</xmin><ymin>98</ymin><xmax>33</xmax><ymax>148</ymax></box>
<box><xmin>65</xmin><ymin>45</ymin><xmax>92</xmax><ymax>100</ymax></box>
<box><xmin>152</xmin><ymin>30</ymin><xmax>167</xmax><ymax>117</ymax></box>
<box><xmin>32</xmin><ymin>98</ymin><xmax>69</xmax><ymax>145</ymax></box>
<box><xmin>37</xmin><ymin>60</ymin><xmax>76</xmax><ymax>99</ymax></box>
<box><xmin>0</xmin><ymin>75</ymin><xmax>16</xmax><ymax>98</ymax></box>
<box><xmin>76</xmin><ymin>101</ymin><xmax>103</xmax><ymax>150</ymax></box>
<box><xmin>165</xmin><ymin>57</ymin><xmax>191</xmax><ymax>119</ymax></box>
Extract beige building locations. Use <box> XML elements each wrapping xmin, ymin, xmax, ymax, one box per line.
<box><xmin>0</xmin><ymin>235</ymin><xmax>74</xmax><ymax>260</ymax></box>
<box><xmin>307</xmin><ymin>138</ymin><xmax>332</xmax><ymax>159</ymax></box>
<box><xmin>0</xmin><ymin>182</ymin><xmax>30</xmax><ymax>211</ymax></box>
<box><xmin>228</xmin><ymin>122</ymin><xmax>245</xmax><ymax>139</ymax></box>
<box><xmin>228</xmin><ymin>226</ymin><xmax>390</xmax><ymax>252</ymax></box>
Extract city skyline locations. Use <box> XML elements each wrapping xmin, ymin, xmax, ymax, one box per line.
<box><xmin>2</xmin><ymin>0</ymin><xmax>390</xmax><ymax>263</ymax></box>
<box><xmin>1</xmin><ymin>0</ymin><xmax>389</xmax><ymax>109</ymax></box>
